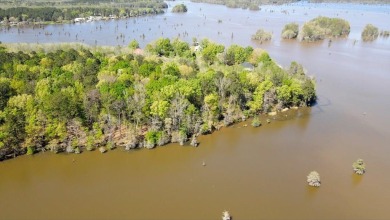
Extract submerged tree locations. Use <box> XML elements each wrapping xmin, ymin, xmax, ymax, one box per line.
<box><xmin>172</xmin><ymin>4</ymin><xmax>188</xmax><ymax>13</ymax></box>
<box><xmin>307</xmin><ymin>171</ymin><xmax>321</xmax><ymax>187</ymax></box>
<box><xmin>251</xmin><ymin>29</ymin><xmax>272</xmax><ymax>42</ymax></box>
<box><xmin>251</xmin><ymin>116</ymin><xmax>261</xmax><ymax>127</ymax></box>
<box><xmin>352</xmin><ymin>159</ymin><xmax>366</xmax><ymax>175</ymax></box>
<box><xmin>362</xmin><ymin>24</ymin><xmax>379</xmax><ymax>41</ymax></box>
<box><xmin>282</xmin><ymin>23</ymin><xmax>299</xmax><ymax>39</ymax></box>
<box><xmin>300</xmin><ymin>16</ymin><xmax>350</xmax><ymax>42</ymax></box>
<box><xmin>222</xmin><ymin>210</ymin><xmax>231</xmax><ymax>220</ymax></box>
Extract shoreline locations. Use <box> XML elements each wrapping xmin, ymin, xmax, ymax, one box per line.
<box><xmin>0</xmin><ymin>106</ymin><xmax>309</xmax><ymax>162</ymax></box>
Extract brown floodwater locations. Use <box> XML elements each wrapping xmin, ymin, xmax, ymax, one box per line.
<box><xmin>1</xmin><ymin>1</ymin><xmax>390</xmax><ymax>220</ymax></box>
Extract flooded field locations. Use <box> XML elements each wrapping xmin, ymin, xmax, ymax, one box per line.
<box><xmin>1</xmin><ymin>1</ymin><xmax>390</xmax><ymax>219</ymax></box>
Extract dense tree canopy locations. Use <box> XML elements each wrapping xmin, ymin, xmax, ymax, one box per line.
<box><xmin>0</xmin><ymin>39</ymin><xmax>316</xmax><ymax>160</ymax></box>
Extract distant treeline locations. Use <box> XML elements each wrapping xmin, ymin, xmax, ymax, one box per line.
<box><xmin>0</xmin><ymin>6</ymin><xmax>166</xmax><ymax>23</ymax></box>
<box><xmin>190</xmin><ymin>0</ymin><xmax>389</xmax><ymax>9</ymax></box>
<box><xmin>190</xmin><ymin>0</ymin><xmax>296</xmax><ymax>9</ymax></box>
<box><xmin>0</xmin><ymin>0</ymin><xmax>168</xmax><ymax>7</ymax></box>
<box><xmin>0</xmin><ymin>1</ymin><xmax>168</xmax><ymax>24</ymax></box>
<box><xmin>308</xmin><ymin>0</ymin><xmax>389</xmax><ymax>3</ymax></box>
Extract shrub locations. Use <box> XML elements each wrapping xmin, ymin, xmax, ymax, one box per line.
<box><xmin>99</xmin><ymin>146</ymin><xmax>107</xmax><ymax>153</ymax></box>
<box><xmin>307</xmin><ymin>171</ymin><xmax>321</xmax><ymax>187</ymax></box>
<box><xmin>156</xmin><ymin>131</ymin><xmax>169</xmax><ymax>146</ymax></box>
<box><xmin>251</xmin><ymin>29</ymin><xmax>272</xmax><ymax>42</ymax></box>
<box><xmin>251</xmin><ymin>116</ymin><xmax>261</xmax><ymax>127</ymax></box>
<box><xmin>300</xmin><ymin>16</ymin><xmax>350</xmax><ymax>41</ymax></box>
<box><xmin>128</xmin><ymin>39</ymin><xmax>139</xmax><ymax>50</ymax></box>
<box><xmin>178</xmin><ymin>130</ymin><xmax>187</xmax><ymax>146</ymax></box>
<box><xmin>352</xmin><ymin>159</ymin><xmax>366</xmax><ymax>175</ymax></box>
<box><xmin>172</xmin><ymin>4</ymin><xmax>188</xmax><ymax>13</ymax></box>
<box><xmin>200</xmin><ymin>123</ymin><xmax>211</xmax><ymax>134</ymax></box>
<box><xmin>380</xmin><ymin>30</ymin><xmax>390</xmax><ymax>37</ymax></box>
<box><xmin>282</xmin><ymin>23</ymin><xmax>299</xmax><ymax>39</ymax></box>
<box><xmin>106</xmin><ymin>141</ymin><xmax>115</xmax><ymax>150</ymax></box>
<box><xmin>74</xmin><ymin>146</ymin><xmax>81</xmax><ymax>154</ymax></box>
<box><xmin>249</xmin><ymin>5</ymin><xmax>260</xmax><ymax>11</ymax></box>
<box><xmin>362</xmin><ymin>24</ymin><xmax>379</xmax><ymax>41</ymax></box>
<box><xmin>144</xmin><ymin>131</ymin><xmax>157</xmax><ymax>149</ymax></box>
<box><xmin>26</xmin><ymin>146</ymin><xmax>34</xmax><ymax>155</ymax></box>
<box><xmin>86</xmin><ymin>135</ymin><xmax>94</xmax><ymax>151</ymax></box>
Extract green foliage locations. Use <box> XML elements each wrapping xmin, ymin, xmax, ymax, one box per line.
<box><xmin>172</xmin><ymin>4</ymin><xmax>188</xmax><ymax>13</ymax></box>
<box><xmin>300</xmin><ymin>16</ymin><xmax>350</xmax><ymax>41</ymax></box>
<box><xmin>26</xmin><ymin>146</ymin><xmax>34</xmax><ymax>155</ymax></box>
<box><xmin>146</xmin><ymin>38</ymin><xmax>174</xmax><ymax>57</ymax></box>
<box><xmin>200</xmin><ymin>39</ymin><xmax>225</xmax><ymax>65</ymax></box>
<box><xmin>128</xmin><ymin>40</ymin><xmax>140</xmax><ymax>50</ymax></box>
<box><xmin>247</xmin><ymin>80</ymin><xmax>273</xmax><ymax>113</ymax></box>
<box><xmin>150</xmin><ymin>100</ymin><xmax>169</xmax><ymax>118</ymax></box>
<box><xmin>282</xmin><ymin>23</ymin><xmax>299</xmax><ymax>39</ymax></box>
<box><xmin>251</xmin><ymin>116</ymin><xmax>261</xmax><ymax>127</ymax></box>
<box><xmin>0</xmin><ymin>1</ymin><xmax>167</xmax><ymax>24</ymax></box>
<box><xmin>352</xmin><ymin>159</ymin><xmax>366</xmax><ymax>175</ymax></box>
<box><xmin>362</xmin><ymin>24</ymin><xmax>379</xmax><ymax>41</ymax></box>
<box><xmin>145</xmin><ymin>130</ymin><xmax>161</xmax><ymax>148</ymax></box>
<box><xmin>0</xmin><ymin>78</ymin><xmax>16</xmax><ymax>111</ymax></box>
<box><xmin>224</xmin><ymin>44</ymin><xmax>253</xmax><ymax>65</ymax></box>
<box><xmin>0</xmin><ymin>40</ymin><xmax>316</xmax><ymax>160</ymax></box>
<box><xmin>251</xmin><ymin>29</ymin><xmax>272</xmax><ymax>42</ymax></box>
<box><xmin>190</xmin><ymin>0</ymin><xmax>295</xmax><ymax>9</ymax></box>
<box><xmin>171</xmin><ymin>38</ymin><xmax>191</xmax><ymax>58</ymax></box>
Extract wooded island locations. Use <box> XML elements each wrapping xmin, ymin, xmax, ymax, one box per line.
<box><xmin>0</xmin><ymin>38</ymin><xmax>316</xmax><ymax>160</ymax></box>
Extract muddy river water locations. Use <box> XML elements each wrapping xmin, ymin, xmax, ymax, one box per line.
<box><xmin>1</xmin><ymin>1</ymin><xmax>390</xmax><ymax>219</ymax></box>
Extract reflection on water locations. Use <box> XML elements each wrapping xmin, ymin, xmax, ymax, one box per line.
<box><xmin>0</xmin><ymin>1</ymin><xmax>390</xmax><ymax>220</ymax></box>
<box><xmin>306</xmin><ymin>185</ymin><xmax>319</xmax><ymax>199</ymax></box>
<box><xmin>352</xmin><ymin>173</ymin><xmax>364</xmax><ymax>186</ymax></box>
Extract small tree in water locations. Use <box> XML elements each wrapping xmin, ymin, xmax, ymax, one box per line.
<box><xmin>222</xmin><ymin>210</ymin><xmax>231</xmax><ymax>220</ymax></box>
<box><xmin>362</xmin><ymin>24</ymin><xmax>379</xmax><ymax>41</ymax></box>
<box><xmin>353</xmin><ymin>159</ymin><xmax>366</xmax><ymax>175</ymax></box>
<box><xmin>307</xmin><ymin>171</ymin><xmax>321</xmax><ymax>187</ymax></box>
<box><xmin>251</xmin><ymin>116</ymin><xmax>261</xmax><ymax>127</ymax></box>
<box><xmin>251</xmin><ymin>29</ymin><xmax>272</xmax><ymax>43</ymax></box>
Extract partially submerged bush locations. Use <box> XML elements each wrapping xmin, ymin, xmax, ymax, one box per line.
<box><xmin>251</xmin><ymin>29</ymin><xmax>272</xmax><ymax>42</ymax></box>
<box><xmin>380</xmin><ymin>30</ymin><xmax>390</xmax><ymax>37</ymax></box>
<box><xmin>249</xmin><ymin>5</ymin><xmax>260</xmax><ymax>11</ymax></box>
<box><xmin>190</xmin><ymin>135</ymin><xmax>198</xmax><ymax>147</ymax></box>
<box><xmin>26</xmin><ymin>146</ymin><xmax>34</xmax><ymax>155</ymax></box>
<box><xmin>144</xmin><ymin>131</ymin><xmax>157</xmax><ymax>149</ymax></box>
<box><xmin>74</xmin><ymin>146</ymin><xmax>81</xmax><ymax>154</ymax></box>
<box><xmin>300</xmin><ymin>16</ymin><xmax>350</xmax><ymax>41</ymax></box>
<box><xmin>352</xmin><ymin>159</ymin><xmax>366</xmax><ymax>175</ymax></box>
<box><xmin>172</xmin><ymin>4</ymin><xmax>188</xmax><ymax>13</ymax></box>
<box><xmin>251</xmin><ymin>116</ymin><xmax>261</xmax><ymax>127</ymax></box>
<box><xmin>307</xmin><ymin>171</ymin><xmax>321</xmax><ymax>187</ymax></box>
<box><xmin>362</xmin><ymin>24</ymin><xmax>379</xmax><ymax>41</ymax></box>
<box><xmin>222</xmin><ymin>210</ymin><xmax>231</xmax><ymax>220</ymax></box>
<box><xmin>99</xmin><ymin>146</ymin><xmax>107</xmax><ymax>153</ymax></box>
<box><xmin>282</xmin><ymin>23</ymin><xmax>299</xmax><ymax>39</ymax></box>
